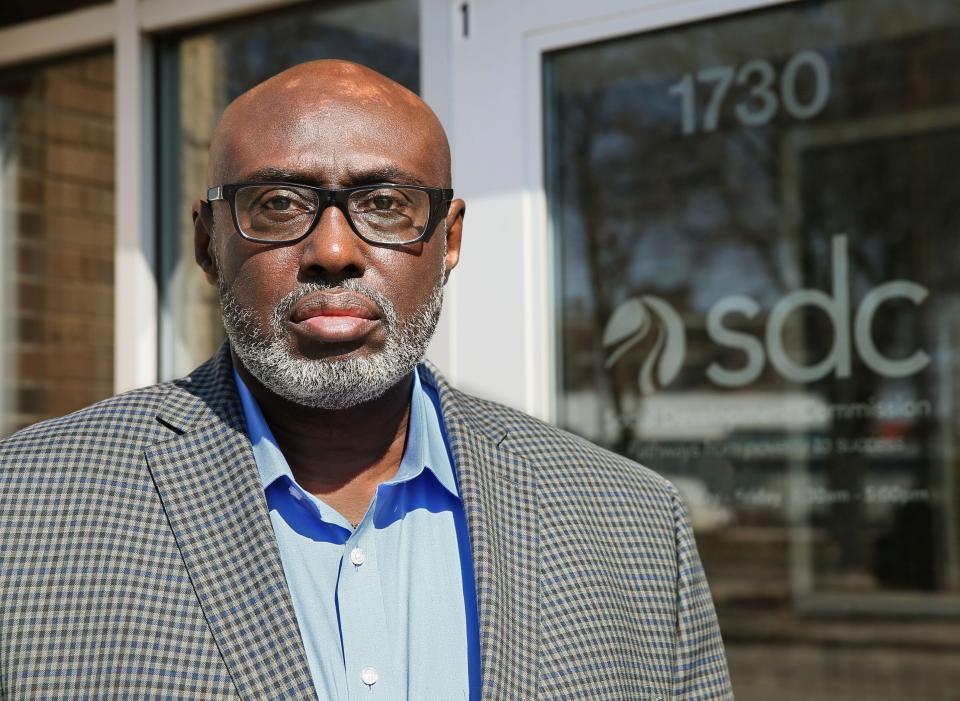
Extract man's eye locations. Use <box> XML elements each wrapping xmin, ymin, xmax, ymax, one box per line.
<box><xmin>352</xmin><ymin>189</ymin><xmax>413</xmax><ymax>214</ymax></box>
<box><xmin>371</xmin><ymin>194</ymin><xmax>400</xmax><ymax>210</ymax></box>
<box><xmin>253</xmin><ymin>189</ymin><xmax>312</xmax><ymax>214</ymax></box>
<box><xmin>264</xmin><ymin>196</ymin><xmax>294</xmax><ymax>211</ymax></box>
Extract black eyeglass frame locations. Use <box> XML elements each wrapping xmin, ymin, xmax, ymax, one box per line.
<box><xmin>206</xmin><ymin>181</ymin><xmax>455</xmax><ymax>245</ymax></box>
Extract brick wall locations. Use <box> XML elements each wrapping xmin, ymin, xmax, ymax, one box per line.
<box><xmin>2</xmin><ymin>53</ymin><xmax>114</xmax><ymax>434</ymax></box>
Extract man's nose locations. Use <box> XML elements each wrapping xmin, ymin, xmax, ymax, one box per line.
<box><xmin>298</xmin><ymin>203</ymin><xmax>366</xmax><ymax>280</ymax></box>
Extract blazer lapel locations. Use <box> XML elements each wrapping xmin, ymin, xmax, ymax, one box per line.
<box><xmin>428</xmin><ymin>365</ymin><xmax>540</xmax><ymax>700</ymax></box>
<box><xmin>145</xmin><ymin>348</ymin><xmax>317</xmax><ymax>701</ymax></box>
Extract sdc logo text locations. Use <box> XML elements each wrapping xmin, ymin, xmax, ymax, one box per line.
<box><xmin>603</xmin><ymin>235</ymin><xmax>929</xmax><ymax>393</ymax></box>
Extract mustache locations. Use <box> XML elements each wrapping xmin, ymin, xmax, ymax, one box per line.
<box><xmin>271</xmin><ymin>280</ymin><xmax>398</xmax><ymax>329</ymax></box>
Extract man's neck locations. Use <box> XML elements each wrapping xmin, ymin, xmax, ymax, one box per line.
<box><xmin>233</xmin><ymin>352</ymin><xmax>414</xmax><ymax>525</ymax></box>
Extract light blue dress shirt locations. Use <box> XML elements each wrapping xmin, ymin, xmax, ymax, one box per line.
<box><xmin>234</xmin><ymin>366</ymin><xmax>480</xmax><ymax>700</ymax></box>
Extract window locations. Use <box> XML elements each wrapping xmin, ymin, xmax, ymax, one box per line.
<box><xmin>157</xmin><ymin>0</ymin><xmax>419</xmax><ymax>380</ymax></box>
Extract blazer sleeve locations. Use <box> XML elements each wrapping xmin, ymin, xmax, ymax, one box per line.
<box><xmin>669</xmin><ymin>483</ymin><xmax>735</xmax><ymax>700</ymax></box>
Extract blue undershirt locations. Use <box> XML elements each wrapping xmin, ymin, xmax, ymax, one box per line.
<box><xmin>234</xmin><ymin>366</ymin><xmax>481</xmax><ymax>700</ymax></box>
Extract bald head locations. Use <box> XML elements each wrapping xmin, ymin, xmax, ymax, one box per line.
<box><xmin>207</xmin><ymin>60</ymin><xmax>451</xmax><ymax>189</ymax></box>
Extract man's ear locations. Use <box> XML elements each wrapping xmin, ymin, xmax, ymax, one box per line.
<box><xmin>443</xmin><ymin>199</ymin><xmax>465</xmax><ymax>283</ymax></box>
<box><xmin>193</xmin><ymin>200</ymin><xmax>219</xmax><ymax>287</ymax></box>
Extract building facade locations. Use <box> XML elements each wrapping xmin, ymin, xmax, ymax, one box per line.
<box><xmin>1</xmin><ymin>0</ymin><xmax>959</xmax><ymax>698</ymax></box>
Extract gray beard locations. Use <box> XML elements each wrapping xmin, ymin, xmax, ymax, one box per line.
<box><xmin>219</xmin><ymin>274</ymin><xmax>443</xmax><ymax>410</ymax></box>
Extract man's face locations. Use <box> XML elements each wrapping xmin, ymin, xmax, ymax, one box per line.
<box><xmin>195</xmin><ymin>80</ymin><xmax>463</xmax><ymax>408</ymax></box>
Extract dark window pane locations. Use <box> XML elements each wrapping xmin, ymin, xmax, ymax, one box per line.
<box><xmin>157</xmin><ymin>0</ymin><xmax>419</xmax><ymax>379</ymax></box>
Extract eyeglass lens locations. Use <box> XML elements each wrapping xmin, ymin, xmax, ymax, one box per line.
<box><xmin>234</xmin><ymin>185</ymin><xmax>431</xmax><ymax>243</ymax></box>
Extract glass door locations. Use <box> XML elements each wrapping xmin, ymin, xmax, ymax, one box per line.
<box><xmin>451</xmin><ymin>0</ymin><xmax>960</xmax><ymax>698</ymax></box>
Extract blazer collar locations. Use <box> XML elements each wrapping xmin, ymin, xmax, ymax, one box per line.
<box><xmin>147</xmin><ymin>345</ymin><xmax>318</xmax><ymax>701</ymax></box>
<box><xmin>149</xmin><ymin>347</ymin><xmax>539</xmax><ymax>701</ymax></box>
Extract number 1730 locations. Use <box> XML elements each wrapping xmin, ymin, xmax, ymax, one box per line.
<box><xmin>668</xmin><ymin>50</ymin><xmax>831</xmax><ymax>135</ymax></box>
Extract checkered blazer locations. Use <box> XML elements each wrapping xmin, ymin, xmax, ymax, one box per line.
<box><xmin>0</xmin><ymin>344</ymin><xmax>732</xmax><ymax>700</ymax></box>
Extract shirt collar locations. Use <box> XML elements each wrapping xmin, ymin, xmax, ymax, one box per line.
<box><xmin>390</xmin><ymin>366</ymin><xmax>459</xmax><ymax>496</ymax></box>
<box><xmin>233</xmin><ymin>366</ymin><xmax>459</xmax><ymax>499</ymax></box>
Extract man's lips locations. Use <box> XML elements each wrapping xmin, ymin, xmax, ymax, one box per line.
<box><xmin>289</xmin><ymin>290</ymin><xmax>383</xmax><ymax>343</ymax></box>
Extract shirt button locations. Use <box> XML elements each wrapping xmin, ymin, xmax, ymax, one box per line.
<box><xmin>350</xmin><ymin>547</ymin><xmax>366</xmax><ymax>566</ymax></box>
<box><xmin>360</xmin><ymin>666</ymin><xmax>378</xmax><ymax>687</ymax></box>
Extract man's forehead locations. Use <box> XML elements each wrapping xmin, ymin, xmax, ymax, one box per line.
<box><xmin>216</xmin><ymin>105</ymin><xmax>441</xmax><ymax>184</ymax></box>
<box><xmin>226</xmin><ymin>153</ymin><xmax>437</xmax><ymax>189</ymax></box>
<box><xmin>209</xmin><ymin>62</ymin><xmax>450</xmax><ymax>187</ymax></box>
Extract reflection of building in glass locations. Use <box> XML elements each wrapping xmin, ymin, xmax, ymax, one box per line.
<box><xmin>547</xmin><ymin>1</ymin><xmax>960</xmax><ymax>697</ymax></box>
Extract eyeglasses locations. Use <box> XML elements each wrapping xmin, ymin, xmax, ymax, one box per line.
<box><xmin>206</xmin><ymin>182</ymin><xmax>454</xmax><ymax>245</ymax></box>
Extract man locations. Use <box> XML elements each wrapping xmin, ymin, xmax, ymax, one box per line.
<box><xmin>0</xmin><ymin>61</ymin><xmax>732</xmax><ymax>700</ymax></box>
